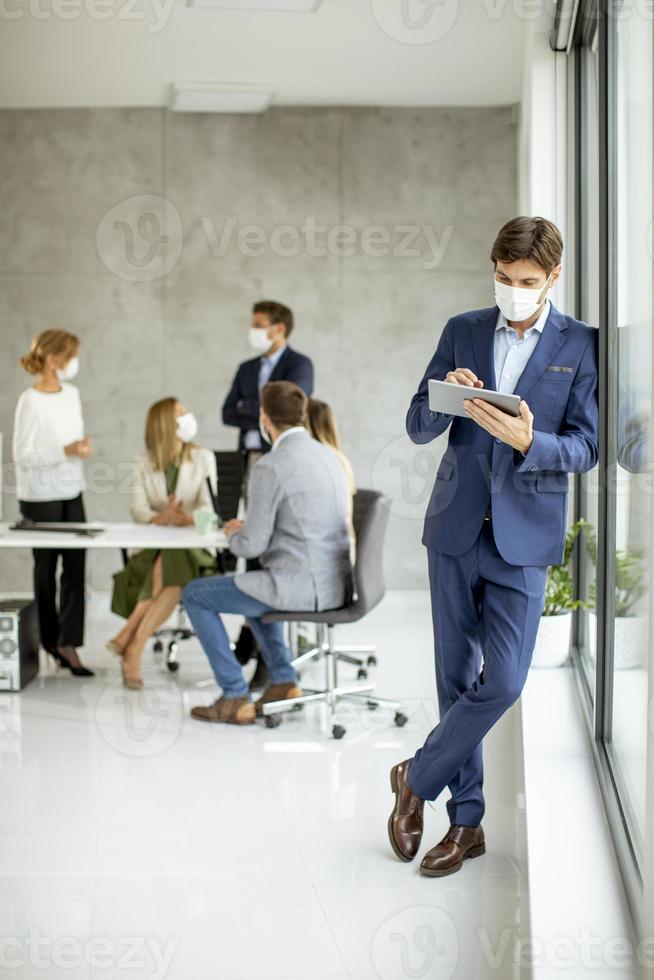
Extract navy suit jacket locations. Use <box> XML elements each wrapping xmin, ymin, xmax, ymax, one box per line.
<box><xmin>222</xmin><ymin>345</ymin><xmax>314</xmax><ymax>452</ymax></box>
<box><xmin>406</xmin><ymin>303</ymin><xmax>599</xmax><ymax>567</ymax></box>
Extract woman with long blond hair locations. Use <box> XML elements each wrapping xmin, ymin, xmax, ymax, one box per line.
<box><xmin>306</xmin><ymin>398</ymin><xmax>356</xmax><ymax>563</ymax></box>
<box><xmin>13</xmin><ymin>328</ymin><xmax>94</xmax><ymax>675</ymax></box>
<box><xmin>107</xmin><ymin>397</ymin><xmax>218</xmax><ymax>689</ymax></box>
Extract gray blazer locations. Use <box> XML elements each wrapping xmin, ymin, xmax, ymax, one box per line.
<box><xmin>229</xmin><ymin>428</ymin><xmax>352</xmax><ymax>611</ymax></box>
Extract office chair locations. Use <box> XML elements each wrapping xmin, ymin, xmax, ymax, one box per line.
<box><xmin>147</xmin><ymin>451</ymin><xmax>245</xmax><ymax>672</ymax></box>
<box><xmin>259</xmin><ymin>489</ymin><xmax>407</xmax><ymax>739</ymax></box>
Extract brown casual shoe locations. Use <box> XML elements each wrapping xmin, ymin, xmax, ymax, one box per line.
<box><xmin>190</xmin><ymin>696</ymin><xmax>255</xmax><ymax>725</ymax></box>
<box><xmin>388</xmin><ymin>759</ymin><xmax>424</xmax><ymax>862</ymax></box>
<box><xmin>255</xmin><ymin>682</ymin><xmax>304</xmax><ymax>716</ymax></box>
<box><xmin>419</xmin><ymin>824</ymin><xmax>486</xmax><ymax>877</ymax></box>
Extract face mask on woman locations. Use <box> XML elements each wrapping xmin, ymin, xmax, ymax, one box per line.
<box><xmin>56</xmin><ymin>356</ymin><xmax>79</xmax><ymax>382</ymax></box>
<box><xmin>176</xmin><ymin>412</ymin><xmax>198</xmax><ymax>443</ymax></box>
<box><xmin>494</xmin><ymin>272</ymin><xmax>552</xmax><ymax>323</ymax></box>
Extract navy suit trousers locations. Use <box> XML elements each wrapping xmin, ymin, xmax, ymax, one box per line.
<box><xmin>407</xmin><ymin>521</ymin><xmax>547</xmax><ymax>827</ymax></box>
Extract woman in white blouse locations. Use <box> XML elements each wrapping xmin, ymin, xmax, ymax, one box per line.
<box><xmin>13</xmin><ymin>329</ymin><xmax>94</xmax><ymax>676</ymax></box>
<box><xmin>107</xmin><ymin>397</ymin><xmax>218</xmax><ymax>689</ymax></box>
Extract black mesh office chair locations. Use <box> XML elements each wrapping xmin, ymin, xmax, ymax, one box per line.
<box><xmin>259</xmin><ymin>489</ymin><xmax>407</xmax><ymax>739</ymax></box>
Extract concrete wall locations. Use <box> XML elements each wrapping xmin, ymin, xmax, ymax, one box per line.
<box><xmin>0</xmin><ymin>106</ymin><xmax>517</xmax><ymax>592</ymax></box>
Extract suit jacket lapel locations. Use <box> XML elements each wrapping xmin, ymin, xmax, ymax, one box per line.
<box><xmin>270</xmin><ymin>345</ymin><xmax>291</xmax><ymax>382</ymax></box>
<box><xmin>470</xmin><ymin>309</ymin><xmax>498</xmax><ymax>391</ymax></box>
<box><xmin>246</xmin><ymin>357</ymin><xmax>261</xmax><ymax>394</ymax></box>
<box><xmin>513</xmin><ymin>304</ymin><xmax>568</xmax><ymax>400</ymax></box>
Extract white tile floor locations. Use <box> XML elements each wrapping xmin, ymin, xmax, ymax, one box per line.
<box><xmin>0</xmin><ymin>591</ymin><xmax>530</xmax><ymax>979</ymax></box>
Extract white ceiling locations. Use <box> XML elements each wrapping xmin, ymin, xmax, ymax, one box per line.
<box><xmin>0</xmin><ymin>0</ymin><xmax>531</xmax><ymax>109</ymax></box>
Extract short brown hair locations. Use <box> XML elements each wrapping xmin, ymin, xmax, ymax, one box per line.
<box><xmin>20</xmin><ymin>328</ymin><xmax>80</xmax><ymax>375</ymax></box>
<box><xmin>490</xmin><ymin>216</ymin><xmax>563</xmax><ymax>273</ymax></box>
<box><xmin>261</xmin><ymin>381</ymin><xmax>307</xmax><ymax>430</ymax></box>
<box><xmin>252</xmin><ymin>300</ymin><xmax>294</xmax><ymax>338</ymax></box>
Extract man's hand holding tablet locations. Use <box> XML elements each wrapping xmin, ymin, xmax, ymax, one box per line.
<box><xmin>439</xmin><ymin>367</ymin><xmax>535</xmax><ymax>454</ymax></box>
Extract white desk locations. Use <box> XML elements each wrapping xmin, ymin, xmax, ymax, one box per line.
<box><xmin>0</xmin><ymin>522</ymin><xmax>228</xmax><ymax>551</ymax></box>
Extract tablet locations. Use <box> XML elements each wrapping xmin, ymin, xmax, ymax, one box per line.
<box><xmin>428</xmin><ymin>379</ymin><xmax>520</xmax><ymax>418</ymax></box>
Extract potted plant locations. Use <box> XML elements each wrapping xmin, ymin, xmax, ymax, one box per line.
<box><xmin>531</xmin><ymin>520</ymin><xmax>587</xmax><ymax>669</ymax></box>
<box><xmin>585</xmin><ymin>529</ymin><xmax>647</xmax><ymax>669</ymax></box>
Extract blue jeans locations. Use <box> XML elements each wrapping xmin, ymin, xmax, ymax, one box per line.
<box><xmin>182</xmin><ymin>575</ymin><xmax>298</xmax><ymax>699</ymax></box>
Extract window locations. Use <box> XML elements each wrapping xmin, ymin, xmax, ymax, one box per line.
<box><xmin>607</xmin><ymin>0</ymin><xmax>652</xmax><ymax>860</ymax></box>
<box><xmin>571</xmin><ymin>0</ymin><xmax>653</xmax><ymax>912</ymax></box>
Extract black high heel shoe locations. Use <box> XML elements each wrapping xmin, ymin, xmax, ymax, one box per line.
<box><xmin>49</xmin><ymin>647</ymin><xmax>95</xmax><ymax>677</ymax></box>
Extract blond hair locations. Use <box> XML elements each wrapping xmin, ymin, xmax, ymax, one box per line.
<box><xmin>307</xmin><ymin>398</ymin><xmax>342</xmax><ymax>451</ymax></box>
<box><xmin>145</xmin><ymin>397</ymin><xmax>192</xmax><ymax>472</ymax></box>
<box><xmin>20</xmin><ymin>329</ymin><xmax>80</xmax><ymax>376</ymax></box>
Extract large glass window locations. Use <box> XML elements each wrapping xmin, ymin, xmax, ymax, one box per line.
<box><xmin>607</xmin><ymin>1</ymin><xmax>652</xmax><ymax>859</ymax></box>
<box><xmin>572</xmin><ymin>0</ymin><xmax>653</xmax><ymax>886</ymax></box>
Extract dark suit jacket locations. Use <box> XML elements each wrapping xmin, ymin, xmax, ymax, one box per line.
<box><xmin>406</xmin><ymin>303</ymin><xmax>599</xmax><ymax>567</ymax></box>
<box><xmin>222</xmin><ymin>345</ymin><xmax>314</xmax><ymax>452</ymax></box>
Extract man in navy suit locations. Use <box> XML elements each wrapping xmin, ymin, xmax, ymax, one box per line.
<box><xmin>222</xmin><ymin>300</ymin><xmax>314</xmax><ymax>683</ymax></box>
<box><xmin>222</xmin><ymin>300</ymin><xmax>314</xmax><ymax>455</ymax></box>
<box><xmin>388</xmin><ymin>217</ymin><xmax>599</xmax><ymax>877</ymax></box>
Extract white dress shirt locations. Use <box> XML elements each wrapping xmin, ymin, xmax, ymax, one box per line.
<box><xmin>243</xmin><ymin>344</ymin><xmax>288</xmax><ymax>451</ymax></box>
<box><xmin>493</xmin><ymin>299</ymin><xmax>551</xmax><ymax>394</ymax></box>
<box><xmin>272</xmin><ymin>426</ymin><xmax>306</xmax><ymax>450</ymax></box>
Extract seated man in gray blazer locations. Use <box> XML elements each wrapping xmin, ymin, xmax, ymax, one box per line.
<box><xmin>183</xmin><ymin>380</ymin><xmax>352</xmax><ymax>725</ymax></box>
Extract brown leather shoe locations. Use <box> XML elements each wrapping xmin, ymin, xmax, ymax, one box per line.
<box><xmin>255</xmin><ymin>682</ymin><xmax>303</xmax><ymax>716</ymax></box>
<box><xmin>388</xmin><ymin>759</ymin><xmax>424</xmax><ymax>862</ymax></box>
<box><xmin>190</xmin><ymin>696</ymin><xmax>255</xmax><ymax>725</ymax></box>
<box><xmin>420</xmin><ymin>824</ymin><xmax>485</xmax><ymax>877</ymax></box>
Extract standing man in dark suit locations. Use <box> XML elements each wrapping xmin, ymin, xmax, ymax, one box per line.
<box><xmin>222</xmin><ymin>300</ymin><xmax>314</xmax><ymax>456</ymax></box>
<box><xmin>388</xmin><ymin>216</ymin><xmax>599</xmax><ymax>878</ymax></box>
<box><xmin>222</xmin><ymin>300</ymin><xmax>314</xmax><ymax>683</ymax></box>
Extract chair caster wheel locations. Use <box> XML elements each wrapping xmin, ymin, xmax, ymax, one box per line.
<box><xmin>166</xmin><ymin>642</ymin><xmax>179</xmax><ymax>672</ymax></box>
<box><xmin>394</xmin><ymin>712</ymin><xmax>408</xmax><ymax>727</ymax></box>
<box><xmin>332</xmin><ymin>724</ymin><xmax>346</xmax><ymax>739</ymax></box>
<box><xmin>265</xmin><ymin>714</ymin><xmax>282</xmax><ymax>728</ymax></box>
<box><xmin>357</xmin><ymin>668</ymin><xmax>368</xmax><ymax>680</ymax></box>
<box><xmin>367</xmin><ymin>655</ymin><xmax>377</xmax><ymax>667</ymax></box>
<box><xmin>153</xmin><ymin>641</ymin><xmax>163</xmax><ymax>654</ymax></box>
<box><xmin>367</xmin><ymin>700</ymin><xmax>379</xmax><ymax>711</ymax></box>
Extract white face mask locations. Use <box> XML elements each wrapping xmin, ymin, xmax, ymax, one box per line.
<box><xmin>176</xmin><ymin>412</ymin><xmax>198</xmax><ymax>443</ymax></box>
<box><xmin>494</xmin><ymin>273</ymin><xmax>552</xmax><ymax>323</ymax></box>
<box><xmin>56</xmin><ymin>356</ymin><xmax>79</xmax><ymax>382</ymax></box>
<box><xmin>248</xmin><ymin>327</ymin><xmax>274</xmax><ymax>353</ymax></box>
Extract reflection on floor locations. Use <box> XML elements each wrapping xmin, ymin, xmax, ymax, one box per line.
<box><xmin>0</xmin><ymin>590</ymin><xmax>530</xmax><ymax>980</ymax></box>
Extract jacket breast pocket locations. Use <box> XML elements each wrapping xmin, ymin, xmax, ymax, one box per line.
<box><xmin>539</xmin><ymin>374</ymin><xmax>574</xmax><ymax>420</ymax></box>
<box><xmin>536</xmin><ymin>472</ymin><xmax>570</xmax><ymax>493</ymax></box>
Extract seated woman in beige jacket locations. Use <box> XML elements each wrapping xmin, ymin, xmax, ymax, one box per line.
<box><xmin>107</xmin><ymin>397</ymin><xmax>218</xmax><ymax>689</ymax></box>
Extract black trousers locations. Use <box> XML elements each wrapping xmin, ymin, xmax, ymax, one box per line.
<box><xmin>19</xmin><ymin>495</ymin><xmax>86</xmax><ymax>651</ymax></box>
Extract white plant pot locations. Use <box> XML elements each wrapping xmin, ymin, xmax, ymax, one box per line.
<box><xmin>531</xmin><ymin>612</ymin><xmax>572</xmax><ymax>669</ymax></box>
<box><xmin>588</xmin><ymin>611</ymin><xmax>647</xmax><ymax>670</ymax></box>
